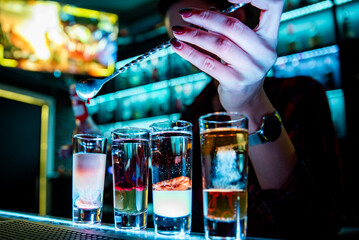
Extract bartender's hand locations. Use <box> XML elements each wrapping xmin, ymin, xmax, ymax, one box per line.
<box><xmin>170</xmin><ymin>0</ymin><xmax>284</xmax><ymax>131</ymax></box>
<box><xmin>170</xmin><ymin>0</ymin><xmax>297</xmax><ymax>190</ymax></box>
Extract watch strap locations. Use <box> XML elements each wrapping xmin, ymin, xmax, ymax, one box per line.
<box><xmin>248</xmin><ymin>110</ymin><xmax>282</xmax><ymax>146</ymax></box>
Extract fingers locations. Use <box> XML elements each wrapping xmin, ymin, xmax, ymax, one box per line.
<box><xmin>228</xmin><ymin>0</ymin><xmax>283</xmax><ymax>12</ymax></box>
<box><xmin>171</xmin><ymin>25</ymin><xmax>271</xmax><ymax>76</ymax></box>
<box><xmin>169</xmin><ymin>38</ymin><xmax>240</xmax><ymax>88</ymax></box>
<box><xmin>248</xmin><ymin>0</ymin><xmax>284</xmax><ymax>43</ymax></box>
<box><xmin>170</xmin><ymin>38</ymin><xmax>267</xmax><ymax>88</ymax></box>
<box><xmin>180</xmin><ymin>0</ymin><xmax>284</xmax><ymax>46</ymax></box>
<box><xmin>171</xmin><ymin>25</ymin><xmax>248</xmax><ymax>67</ymax></box>
<box><xmin>178</xmin><ymin>8</ymin><xmax>271</xmax><ymax>57</ymax></box>
<box><xmin>176</xmin><ymin>10</ymin><xmax>277</xmax><ymax>66</ymax></box>
<box><xmin>230</xmin><ymin>0</ymin><xmax>284</xmax><ymax>42</ymax></box>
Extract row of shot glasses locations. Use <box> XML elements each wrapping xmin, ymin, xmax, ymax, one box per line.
<box><xmin>72</xmin><ymin>112</ymin><xmax>248</xmax><ymax>239</ymax></box>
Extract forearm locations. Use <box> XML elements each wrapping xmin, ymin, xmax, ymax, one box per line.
<box><xmin>222</xmin><ymin>86</ymin><xmax>298</xmax><ymax>190</ymax></box>
<box><xmin>249</xmin><ymin>127</ymin><xmax>297</xmax><ymax>189</ymax></box>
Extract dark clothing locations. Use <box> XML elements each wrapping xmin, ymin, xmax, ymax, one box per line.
<box><xmin>181</xmin><ymin>76</ymin><xmax>342</xmax><ymax>238</ymax></box>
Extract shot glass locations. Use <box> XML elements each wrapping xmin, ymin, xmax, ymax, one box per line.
<box><xmin>72</xmin><ymin>134</ymin><xmax>107</xmax><ymax>225</ymax></box>
<box><xmin>150</xmin><ymin>120</ymin><xmax>193</xmax><ymax>236</ymax></box>
<box><xmin>199</xmin><ymin>112</ymin><xmax>248</xmax><ymax>240</ymax></box>
<box><xmin>111</xmin><ymin>128</ymin><xmax>150</xmax><ymax>230</ymax></box>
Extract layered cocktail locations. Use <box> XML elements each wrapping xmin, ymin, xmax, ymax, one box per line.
<box><xmin>150</xmin><ymin>121</ymin><xmax>193</xmax><ymax>236</ymax></box>
<box><xmin>111</xmin><ymin>128</ymin><xmax>149</xmax><ymax>230</ymax></box>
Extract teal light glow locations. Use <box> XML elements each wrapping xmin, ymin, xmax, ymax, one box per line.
<box><xmin>275</xmin><ymin>45</ymin><xmax>339</xmax><ymax>65</ymax></box>
<box><xmin>281</xmin><ymin>0</ymin><xmax>353</xmax><ymax>22</ymax></box>
<box><xmin>0</xmin><ymin>210</ymin><xmax>71</xmax><ymax>225</ymax></box>
<box><xmin>334</xmin><ymin>0</ymin><xmax>353</xmax><ymax>5</ymax></box>
<box><xmin>281</xmin><ymin>0</ymin><xmax>333</xmax><ymax>22</ymax></box>
<box><xmin>326</xmin><ymin>89</ymin><xmax>347</xmax><ymax>138</ymax></box>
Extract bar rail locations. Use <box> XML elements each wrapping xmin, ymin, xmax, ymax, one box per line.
<box><xmin>0</xmin><ymin>209</ymin><xmax>280</xmax><ymax>240</ymax></box>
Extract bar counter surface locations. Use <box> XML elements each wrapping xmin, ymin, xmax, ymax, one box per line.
<box><xmin>0</xmin><ymin>210</ymin><xmax>280</xmax><ymax>240</ymax></box>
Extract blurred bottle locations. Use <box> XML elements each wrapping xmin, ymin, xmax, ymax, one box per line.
<box><xmin>58</xmin><ymin>84</ymin><xmax>101</xmax><ymax>161</ymax></box>
<box><xmin>324</xmin><ymin>60</ymin><xmax>335</xmax><ymax>90</ymax></box>
<box><xmin>70</xmin><ymin>84</ymin><xmax>102</xmax><ymax>135</ymax></box>
<box><xmin>308</xmin><ymin>23</ymin><xmax>321</xmax><ymax>50</ymax></box>
<box><xmin>287</xmin><ymin>23</ymin><xmax>300</xmax><ymax>54</ymax></box>
<box><xmin>151</xmin><ymin>67</ymin><xmax>159</xmax><ymax>83</ymax></box>
<box><xmin>285</xmin><ymin>0</ymin><xmax>296</xmax><ymax>12</ymax></box>
<box><xmin>343</xmin><ymin>10</ymin><xmax>355</xmax><ymax>40</ymax></box>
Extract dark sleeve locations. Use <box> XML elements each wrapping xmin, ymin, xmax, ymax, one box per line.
<box><xmin>248</xmin><ymin>77</ymin><xmax>343</xmax><ymax>239</ymax></box>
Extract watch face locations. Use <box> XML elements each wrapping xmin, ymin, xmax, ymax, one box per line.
<box><xmin>262</xmin><ymin>114</ymin><xmax>282</xmax><ymax>142</ymax></box>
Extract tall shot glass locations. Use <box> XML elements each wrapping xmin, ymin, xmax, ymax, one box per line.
<box><xmin>72</xmin><ymin>134</ymin><xmax>107</xmax><ymax>224</ymax></box>
<box><xmin>111</xmin><ymin>128</ymin><xmax>150</xmax><ymax>230</ymax></box>
<box><xmin>199</xmin><ymin>112</ymin><xmax>248</xmax><ymax>240</ymax></box>
<box><xmin>150</xmin><ymin>120</ymin><xmax>193</xmax><ymax>236</ymax></box>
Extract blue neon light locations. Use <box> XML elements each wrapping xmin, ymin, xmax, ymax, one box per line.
<box><xmin>281</xmin><ymin>0</ymin><xmax>353</xmax><ymax>22</ymax></box>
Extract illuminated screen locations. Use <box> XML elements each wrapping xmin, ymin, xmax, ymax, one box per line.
<box><xmin>0</xmin><ymin>0</ymin><xmax>118</xmax><ymax>77</ymax></box>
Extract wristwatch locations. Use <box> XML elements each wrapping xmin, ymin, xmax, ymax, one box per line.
<box><xmin>248</xmin><ymin>111</ymin><xmax>282</xmax><ymax>146</ymax></box>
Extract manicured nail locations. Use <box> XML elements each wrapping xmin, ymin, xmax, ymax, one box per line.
<box><xmin>172</xmin><ymin>25</ymin><xmax>185</xmax><ymax>34</ymax></box>
<box><xmin>179</xmin><ymin>8</ymin><xmax>193</xmax><ymax>17</ymax></box>
<box><xmin>209</xmin><ymin>6</ymin><xmax>218</xmax><ymax>11</ymax></box>
<box><xmin>170</xmin><ymin>38</ymin><xmax>183</xmax><ymax>50</ymax></box>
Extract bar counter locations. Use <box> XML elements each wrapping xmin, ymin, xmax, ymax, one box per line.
<box><xmin>0</xmin><ymin>210</ymin><xmax>279</xmax><ymax>240</ymax></box>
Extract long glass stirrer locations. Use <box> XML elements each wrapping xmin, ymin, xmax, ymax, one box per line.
<box><xmin>75</xmin><ymin>3</ymin><xmax>246</xmax><ymax>101</ymax></box>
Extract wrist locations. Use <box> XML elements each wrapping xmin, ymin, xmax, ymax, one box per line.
<box><xmin>236</xmin><ymin>88</ymin><xmax>275</xmax><ymax>133</ymax></box>
<box><xmin>218</xmin><ymin>84</ymin><xmax>275</xmax><ymax>132</ymax></box>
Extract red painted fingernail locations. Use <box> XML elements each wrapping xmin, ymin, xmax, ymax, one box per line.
<box><xmin>172</xmin><ymin>25</ymin><xmax>185</xmax><ymax>34</ymax></box>
<box><xmin>170</xmin><ymin>38</ymin><xmax>183</xmax><ymax>50</ymax></box>
<box><xmin>179</xmin><ymin>8</ymin><xmax>193</xmax><ymax>17</ymax></box>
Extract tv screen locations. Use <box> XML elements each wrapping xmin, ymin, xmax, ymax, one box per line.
<box><xmin>0</xmin><ymin>0</ymin><xmax>118</xmax><ymax>77</ymax></box>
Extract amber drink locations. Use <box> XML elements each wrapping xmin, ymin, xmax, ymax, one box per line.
<box><xmin>199</xmin><ymin>113</ymin><xmax>248</xmax><ymax>240</ymax></box>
